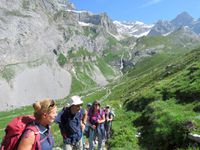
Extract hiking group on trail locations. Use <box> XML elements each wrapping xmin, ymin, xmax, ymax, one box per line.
<box><xmin>0</xmin><ymin>96</ymin><xmax>115</xmax><ymax>150</ymax></box>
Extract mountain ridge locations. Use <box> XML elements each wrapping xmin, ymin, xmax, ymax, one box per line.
<box><xmin>115</xmin><ymin>11</ymin><xmax>200</xmax><ymax>37</ymax></box>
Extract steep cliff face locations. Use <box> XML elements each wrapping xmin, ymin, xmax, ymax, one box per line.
<box><xmin>0</xmin><ymin>0</ymin><xmax>120</xmax><ymax>110</ymax></box>
<box><xmin>0</xmin><ymin>64</ymin><xmax>72</xmax><ymax>111</ymax></box>
<box><xmin>0</xmin><ymin>0</ymin><xmax>118</xmax><ymax>69</ymax></box>
<box><xmin>0</xmin><ymin>0</ymin><xmax>61</xmax><ymax>68</ymax></box>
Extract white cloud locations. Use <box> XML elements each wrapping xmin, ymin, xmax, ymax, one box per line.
<box><xmin>140</xmin><ymin>0</ymin><xmax>163</xmax><ymax>8</ymax></box>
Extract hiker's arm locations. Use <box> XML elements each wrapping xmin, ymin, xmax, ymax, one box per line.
<box><xmin>87</xmin><ymin>116</ymin><xmax>96</xmax><ymax>129</ymax></box>
<box><xmin>109</xmin><ymin>115</ymin><xmax>113</xmax><ymax>121</ymax></box>
<box><xmin>98</xmin><ymin>114</ymin><xmax>105</xmax><ymax>124</ymax></box>
<box><xmin>17</xmin><ymin>131</ymin><xmax>35</xmax><ymax>150</ymax></box>
<box><xmin>81</xmin><ymin>111</ymin><xmax>87</xmax><ymax>131</ymax></box>
<box><xmin>82</xmin><ymin>110</ymin><xmax>87</xmax><ymax>124</ymax></box>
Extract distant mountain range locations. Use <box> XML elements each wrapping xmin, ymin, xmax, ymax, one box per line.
<box><xmin>114</xmin><ymin>12</ymin><xmax>200</xmax><ymax>38</ymax></box>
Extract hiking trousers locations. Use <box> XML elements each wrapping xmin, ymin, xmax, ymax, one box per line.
<box><xmin>88</xmin><ymin>127</ymin><xmax>103</xmax><ymax>150</ymax></box>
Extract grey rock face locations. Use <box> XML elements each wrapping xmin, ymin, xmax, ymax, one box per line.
<box><xmin>171</xmin><ymin>12</ymin><xmax>194</xmax><ymax>27</ymax></box>
<box><xmin>64</xmin><ymin>10</ymin><xmax>118</xmax><ymax>34</ymax></box>
<box><xmin>169</xmin><ymin>26</ymin><xmax>200</xmax><ymax>47</ymax></box>
<box><xmin>0</xmin><ymin>64</ymin><xmax>71</xmax><ymax>111</ymax></box>
<box><xmin>148</xmin><ymin>20</ymin><xmax>175</xmax><ymax>36</ymax></box>
<box><xmin>192</xmin><ymin>20</ymin><xmax>200</xmax><ymax>35</ymax></box>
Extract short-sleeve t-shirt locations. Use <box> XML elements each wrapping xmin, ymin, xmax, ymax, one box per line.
<box><xmin>22</xmin><ymin>123</ymin><xmax>54</xmax><ymax>150</ymax></box>
<box><xmin>88</xmin><ymin>109</ymin><xmax>105</xmax><ymax>125</ymax></box>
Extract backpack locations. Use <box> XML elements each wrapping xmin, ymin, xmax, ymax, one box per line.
<box><xmin>55</xmin><ymin>107</ymin><xmax>66</xmax><ymax>124</ymax></box>
<box><xmin>105</xmin><ymin>111</ymin><xmax>114</xmax><ymax>121</ymax></box>
<box><xmin>0</xmin><ymin>115</ymin><xmax>41</xmax><ymax>150</ymax></box>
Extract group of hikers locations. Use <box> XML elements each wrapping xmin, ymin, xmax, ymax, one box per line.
<box><xmin>0</xmin><ymin>95</ymin><xmax>115</xmax><ymax>150</ymax></box>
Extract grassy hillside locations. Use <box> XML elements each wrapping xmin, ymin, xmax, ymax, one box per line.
<box><xmin>134</xmin><ymin>33</ymin><xmax>200</xmax><ymax>52</ymax></box>
<box><xmin>66</xmin><ymin>46</ymin><xmax>120</xmax><ymax>94</ymax></box>
<box><xmin>105</xmin><ymin>48</ymin><xmax>200</xmax><ymax>149</ymax></box>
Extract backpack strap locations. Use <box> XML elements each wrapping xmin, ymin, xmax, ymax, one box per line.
<box><xmin>26</xmin><ymin>125</ymin><xmax>41</xmax><ymax>150</ymax></box>
<box><xmin>99</xmin><ymin>109</ymin><xmax>104</xmax><ymax>119</ymax></box>
<box><xmin>39</xmin><ymin>127</ymin><xmax>52</xmax><ymax>144</ymax></box>
<box><xmin>59</xmin><ymin>107</ymin><xmax>70</xmax><ymax>138</ymax></box>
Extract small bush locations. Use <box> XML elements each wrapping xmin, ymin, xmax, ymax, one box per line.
<box><xmin>1</xmin><ymin>67</ymin><xmax>15</xmax><ymax>82</ymax></box>
<box><xmin>193</xmin><ymin>104</ymin><xmax>200</xmax><ymax>112</ymax></box>
<box><xmin>22</xmin><ymin>0</ymin><xmax>30</xmax><ymax>9</ymax></box>
<box><xmin>57</xmin><ymin>53</ymin><xmax>67</xmax><ymax>67</ymax></box>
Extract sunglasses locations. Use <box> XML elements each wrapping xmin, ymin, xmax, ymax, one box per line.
<box><xmin>48</xmin><ymin>100</ymin><xmax>55</xmax><ymax>108</ymax></box>
<box><xmin>94</xmin><ymin>103</ymin><xmax>100</xmax><ymax>106</ymax></box>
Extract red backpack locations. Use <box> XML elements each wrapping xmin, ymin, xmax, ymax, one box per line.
<box><xmin>0</xmin><ymin>115</ymin><xmax>41</xmax><ymax>150</ymax></box>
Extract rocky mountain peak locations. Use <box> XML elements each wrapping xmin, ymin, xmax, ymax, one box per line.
<box><xmin>148</xmin><ymin>20</ymin><xmax>174</xmax><ymax>36</ymax></box>
<box><xmin>147</xmin><ymin>12</ymin><xmax>199</xmax><ymax>36</ymax></box>
<box><xmin>58</xmin><ymin>0</ymin><xmax>75</xmax><ymax>10</ymax></box>
<box><xmin>171</xmin><ymin>11</ymin><xmax>194</xmax><ymax>27</ymax></box>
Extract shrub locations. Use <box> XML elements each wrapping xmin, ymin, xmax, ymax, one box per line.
<box><xmin>1</xmin><ymin>67</ymin><xmax>15</xmax><ymax>82</ymax></box>
<box><xmin>137</xmin><ymin>100</ymin><xmax>196</xmax><ymax>150</ymax></box>
<box><xmin>57</xmin><ymin>53</ymin><xmax>67</xmax><ymax>67</ymax></box>
<box><xmin>193</xmin><ymin>104</ymin><xmax>200</xmax><ymax>112</ymax></box>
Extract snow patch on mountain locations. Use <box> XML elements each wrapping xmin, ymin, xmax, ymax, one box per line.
<box><xmin>113</xmin><ymin>21</ymin><xmax>154</xmax><ymax>38</ymax></box>
<box><xmin>78</xmin><ymin>21</ymin><xmax>93</xmax><ymax>26</ymax></box>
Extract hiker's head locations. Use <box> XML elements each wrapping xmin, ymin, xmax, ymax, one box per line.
<box><xmin>87</xmin><ymin>103</ymin><xmax>92</xmax><ymax>109</ymax></box>
<box><xmin>92</xmin><ymin>100</ymin><xmax>101</xmax><ymax>110</ymax></box>
<box><xmin>33</xmin><ymin>99</ymin><xmax>57</xmax><ymax>124</ymax></box>
<box><xmin>68</xmin><ymin>95</ymin><xmax>83</xmax><ymax>113</ymax></box>
<box><xmin>106</xmin><ymin>105</ymin><xmax>110</xmax><ymax>109</ymax></box>
<box><xmin>105</xmin><ymin>105</ymin><xmax>111</xmax><ymax>113</ymax></box>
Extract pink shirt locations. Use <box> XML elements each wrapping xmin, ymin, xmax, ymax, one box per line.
<box><xmin>89</xmin><ymin>109</ymin><xmax>105</xmax><ymax>124</ymax></box>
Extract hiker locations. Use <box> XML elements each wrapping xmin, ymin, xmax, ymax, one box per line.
<box><xmin>85</xmin><ymin>103</ymin><xmax>92</xmax><ymax>137</ymax></box>
<box><xmin>18</xmin><ymin>99</ymin><xmax>57</xmax><ymax>150</ymax></box>
<box><xmin>81</xmin><ymin>102</ymin><xmax>87</xmax><ymax>149</ymax></box>
<box><xmin>81</xmin><ymin>103</ymin><xmax>87</xmax><ymax>133</ymax></box>
<box><xmin>87</xmin><ymin>101</ymin><xmax>105</xmax><ymax>150</ymax></box>
<box><xmin>104</xmin><ymin>105</ymin><xmax>114</xmax><ymax>140</ymax></box>
<box><xmin>57</xmin><ymin>95</ymin><xmax>84</xmax><ymax>150</ymax></box>
<box><xmin>84</xmin><ymin>103</ymin><xmax>92</xmax><ymax>149</ymax></box>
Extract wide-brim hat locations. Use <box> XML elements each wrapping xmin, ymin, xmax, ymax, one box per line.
<box><xmin>68</xmin><ymin>95</ymin><xmax>83</xmax><ymax>107</ymax></box>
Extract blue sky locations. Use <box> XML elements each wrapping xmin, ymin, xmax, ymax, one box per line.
<box><xmin>69</xmin><ymin>0</ymin><xmax>200</xmax><ymax>24</ymax></box>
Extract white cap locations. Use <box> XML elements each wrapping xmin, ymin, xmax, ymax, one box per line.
<box><xmin>106</xmin><ymin>105</ymin><xmax>110</xmax><ymax>108</ymax></box>
<box><xmin>68</xmin><ymin>95</ymin><xmax>83</xmax><ymax>107</ymax></box>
